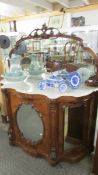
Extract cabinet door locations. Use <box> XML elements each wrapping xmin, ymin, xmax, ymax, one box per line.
<box><xmin>17</xmin><ymin>104</ymin><xmax>44</xmax><ymax>143</ymax></box>
<box><xmin>68</xmin><ymin>106</ymin><xmax>84</xmax><ymax>140</ymax></box>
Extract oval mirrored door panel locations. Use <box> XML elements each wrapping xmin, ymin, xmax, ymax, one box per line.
<box><xmin>17</xmin><ymin>104</ymin><xmax>43</xmax><ymax>143</ymax></box>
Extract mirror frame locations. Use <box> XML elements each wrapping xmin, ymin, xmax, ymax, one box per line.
<box><xmin>9</xmin><ymin>23</ymin><xmax>98</xmax><ymax>86</ymax></box>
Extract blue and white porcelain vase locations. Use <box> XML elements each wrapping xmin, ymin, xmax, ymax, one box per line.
<box><xmin>66</xmin><ymin>71</ymin><xmax>81</xmax><ymax>89</ymax></box>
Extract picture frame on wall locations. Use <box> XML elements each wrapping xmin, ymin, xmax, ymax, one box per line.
<box><xmin>71</xmin><ymin>16</ymin><xmax>85</xmax><ymax>27</ymax></box>
<box><xmin>9</xmin><ymin>20</ymin><xmax>17</xmax><ymax>32</ymax></box>
<box><xmin>48</xmin><ymin>15</ymin><xmax>64</xmax><ymax>28</ymax></box>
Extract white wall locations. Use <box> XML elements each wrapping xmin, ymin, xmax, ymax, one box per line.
<box><xmin>17</xmin><ymin>16</ymin><xmax>49</xmax><ymax>34</ymax></box>
<box><xmin>16</xmin><ymin>13</ymin><xmax>72</xmax><ymax>34</ymax></box>
<box><xmin>16</xmin><ymin>10</ymin><xmax>98</xmax><ymax>34</ymax></box>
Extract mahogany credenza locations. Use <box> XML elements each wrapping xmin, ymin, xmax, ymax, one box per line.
<box><xmin>2</xmin><ymin>87</ymin><xmax>98</xmax><ymax>166</ymax></box>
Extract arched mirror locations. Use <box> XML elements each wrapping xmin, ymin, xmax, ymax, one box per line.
<box><xmin>17</xmin><ymin>104</ymin><xmax>44</xmax><ymax>143</ymax></box>
<box><xmin>9</xmin><ymin>24</ymin><xmax>98</xmax><ymax>85</ymax></box>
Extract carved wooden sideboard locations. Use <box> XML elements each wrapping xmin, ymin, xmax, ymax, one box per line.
<box><xmin>2</xmin><ymin>88</ymin><xmax>98</xmax><ymax>165</ymax></box>
<box><xmin>1</xmin><ymin>24</ymin><xmax>98</xmax><ymax>166</ymax></box>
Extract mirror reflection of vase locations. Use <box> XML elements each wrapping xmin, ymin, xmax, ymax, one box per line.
<box><xmin>17</xmin><ymin>104</ymin><xmax>43</xmax><ymax>143</ymax></box>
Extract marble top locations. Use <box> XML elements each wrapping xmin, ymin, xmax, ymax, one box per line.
<box><xmin>1</xmin><ymin>77</ymin><xmax>98</xmax><ymax>99</ymax></box>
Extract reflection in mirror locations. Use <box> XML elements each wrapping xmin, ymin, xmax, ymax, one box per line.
<box><xmin>64</xmin><ymin>107</ymin><xmax>83</xmax><ymax>150</ymax></box>
<box><xmin>17</xmin><ymin>104</ymin><xmax>43</xmax><ymax>143</ymax></box>
<box><xmin>64</xmin><ymin>40</ymin><xmax>93</xmax><ymax>65</ymax></box>
<box><xmin>9</xmin><ymin>33</ymin><xmax>96</xmax><ymax>75</ymax></box>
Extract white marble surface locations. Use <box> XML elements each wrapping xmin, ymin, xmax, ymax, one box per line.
<box><xmin>1</xmin><ymin>77</ymin><xmax>98</xmax><ymax>99</ymax></box>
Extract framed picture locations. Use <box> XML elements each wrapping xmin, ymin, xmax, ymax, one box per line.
<box><xmin>48</xmin><ymin>15</ymin><xmax>64</xmax><ymax>28</ymax></box>
<box><xmin>9</xmin><ymin>20</ymin><xmax>17</xmax><ymax>32</ymax></box>
<box><xmin>71</xmin><ymin>16</ymin><xmax>85</xmax><ymax>27</ymax></box>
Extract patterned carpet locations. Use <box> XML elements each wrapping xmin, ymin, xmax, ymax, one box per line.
<box><xmin>0</xmin><ymin>124</ymin><xmax>93</xmax><ymax>175</ymax></box>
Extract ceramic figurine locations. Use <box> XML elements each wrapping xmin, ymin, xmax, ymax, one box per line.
<box><xmin>38</xmin><ymin>71</ymin><xmax>81</xmax><ymax>92</ymax></box>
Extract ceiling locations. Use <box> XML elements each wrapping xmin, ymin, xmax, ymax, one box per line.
<box><xmin>0</xmin><ymin>0</ymin><xmax>98</xmax><ymax>21</ymax></box>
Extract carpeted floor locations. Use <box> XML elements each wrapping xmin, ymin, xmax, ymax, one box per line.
<box><xmin>0</xmin><ymin>125</ymin><xmax>93</xmax><ymax>175</ymax></box>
